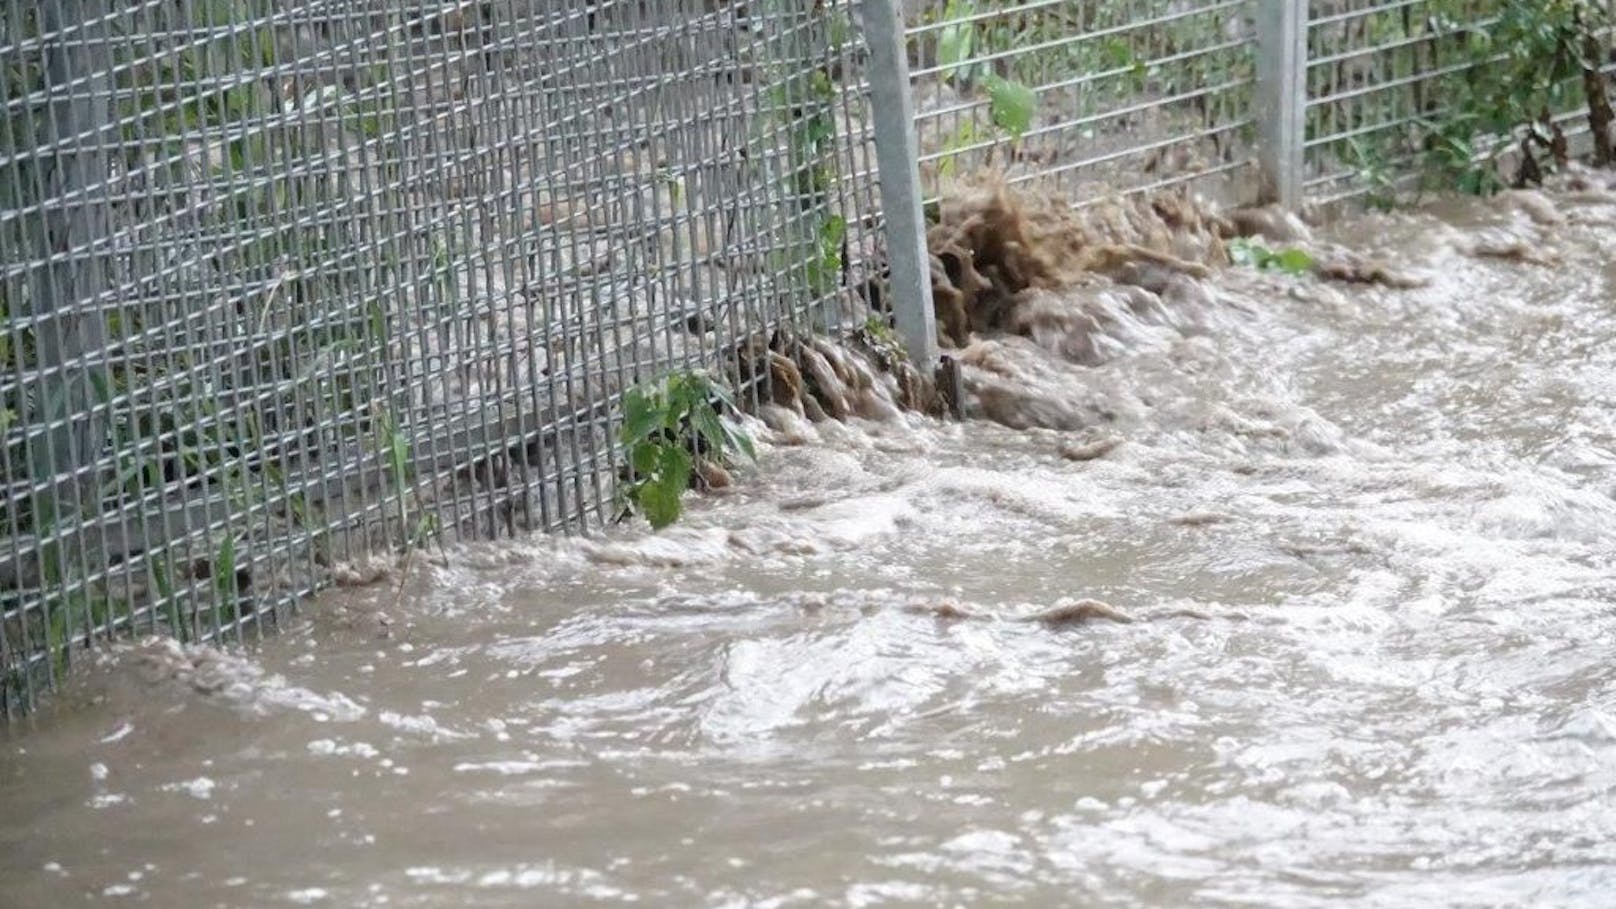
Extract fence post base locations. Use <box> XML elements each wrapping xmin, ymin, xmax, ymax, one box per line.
<box><xmin>1256</xmin><ymin>0</ymin><xmax>1307</xmax><ymax>211</ymax></box>
<box><xmin>860</xmin><ymin>0</ymin><xmax>938</xmax><ymax>372</ymax></box>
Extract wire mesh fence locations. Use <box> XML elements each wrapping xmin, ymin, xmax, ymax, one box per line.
<box><xmin>0</xmin><ymin>0</ymin><xmax>887</xmax><ymax>718</ymax></box>
<box><xmin>904</xmin><ymin>0</ymin><xmax>1261</xmax><ymax>207</ymax></box>
<box><xmin>1304</xmin><ymin>0</ymin><xmax>1460</xmax><ymax>204</ymax></box>
<box><xmin>1304</xmin><ymin>0</ymin><xmax>1616</xmax><ymax>206</ymax></box>
<box><xmin>3</xmin><ymin>0</ymin><xmax>1613</xmax><ymax>718</ymax></box>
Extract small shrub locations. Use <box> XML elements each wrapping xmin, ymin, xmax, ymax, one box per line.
<box><xmin>617</xmin><ymin>372</ymin><xmax>756</xmax><ymax>530</ymax></box>
<box><xmin>1423</xmin><ymin>0</ymin><xmax>1614</xmax><ymax>193</ymax></box>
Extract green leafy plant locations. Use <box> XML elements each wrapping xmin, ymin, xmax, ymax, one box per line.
<box><xmin>759</xmin><ymin>2</ymin><xmax>847</xmax><ymax>299</ymax></box>
<box><xmin>1229</xmin><ymin>238</ymin><xmax>1315</xmax><ymax>277</ymax></box>
<box><xmin>933</xmin><ymin>71</ymin><xmax>1035</xmax><ymax>180</ymax></box>
<box><xmin>936</xmin><ymin>0</ymin><xmax>981</xmax><ymax>87</ymax></box>
<box><xmin>984</xmin><ymin>73</ymin><xmax>1036</xmax><ymax>140</ymax></box>
<box><xmin>1347</xmin><ymin>136</ymin><xmax>1400</xmax><ymax>211</ymax></box>
<box><xmin>617</xmin><ymin>372</ymin><xmax>755</xmax><ymax>530</ymax></box>
<box><xmin>861</xmin><ymin>315</ymin><xmax>898</xmax><ymax>344</ymax></box>
<box><xmin>854</xmin><ymin>316</ymin><xmax>910</xmax><ymax>373</ymax></box>
<box><xmin>1101</xmin><ymin>38</ymin><xmax>1150</xmax><ymax>94</ymax></box>
<box><xmin>1419</xmin><ymin>0</ymin><xmax>1614</xmax><ymax>194</ymax></box>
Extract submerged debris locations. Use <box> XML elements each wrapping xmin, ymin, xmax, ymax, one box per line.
<box><xmin>1312</xmin><ymin>252</ymin><xmax>1432</xmax><ymax>289</ymax></box>
<box><xmin>1059</xmin><ymin>431</ymin><xmax>1125</xmax><ymax>462</ymax></box>
<box><xmin>1462</xmin><ymin>228</ymin><xmax>1561</xmax><ymax>265</ymax></box>
<box><xmin>712</xmin><ymin>175</ymin><xmax>1478</xmax><ymax>443</ymax></box>
<box><xmin>904</xmin><ymin>599</ymin><xmax>980</xmax><ymax>620</ymax></box>
<box><xmin>1223</xmin><ymin>203</ymin><xmax>1313</xmax><ymax>244</ymax></box>
<box><xmin>1026</xmin><ymin>598</ymin><xmax>1136</xmax><ymax>626</ymax></box>
<box><xmin>122</xmin><ymin>636</ymin><xmax>367</xmax><ymax>720</ymax></box>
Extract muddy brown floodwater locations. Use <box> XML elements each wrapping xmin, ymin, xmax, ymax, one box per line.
<box><xmin>5</xmin><ymin>185</ymin><xmax>1616</xmax><ymax>909</ymax></box>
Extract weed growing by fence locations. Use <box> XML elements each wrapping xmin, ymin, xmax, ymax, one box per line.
<box><xmin>1420</xmin><ymin>0</ymin><xmax>1615</xmax><ymax>193</ymax></box>
<box><xmin>918</xmin><ymin>0</ymin><xmax>1043</xmax><ymax>179</ymax></box>
<box><xmin>616</xmin><ymin>372</ymin><xmax>755</xmax><ymax>531</ymax></box>
<box><xmin>760</xmin><ymin>1</ymin><xmax>852</xmax><ymax>302</ymax></box>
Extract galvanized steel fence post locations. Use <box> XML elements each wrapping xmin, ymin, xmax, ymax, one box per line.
<box><xmin>1256</xmin><ymin>0</ymin><xmax>1308</xmax><ymax>210</ymax></box>
<box><xmin>859</xmin><ymin>0</ymin><xmax>938</xmax><ymax>372</ymax></box>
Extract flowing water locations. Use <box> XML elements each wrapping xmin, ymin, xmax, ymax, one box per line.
<box><xmin>4</xmin><ymin>186</ymin><xmax>1616</xmax><ymax>908</ymax></box>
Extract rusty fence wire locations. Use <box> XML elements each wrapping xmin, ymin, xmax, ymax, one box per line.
<box><xmin>0</xmin><ymin>0</ymin><xmax>887</xmax><ymax>717</ymax></box>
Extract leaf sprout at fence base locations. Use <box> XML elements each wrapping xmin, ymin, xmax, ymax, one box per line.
<box><xmin>1229</xmin><ymin>238</ymin><xmax>1315</xmax><ymax>278</ymax></box>
<box><xmin>616</xmin><ymin>372</ymin><xmax>757</xmax><ymax>531</ymax></box>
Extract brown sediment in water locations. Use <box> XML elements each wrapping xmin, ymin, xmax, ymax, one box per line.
<box><xmin>733</xmin><ymin>326</ymin><xmax>944</xmax><ymax>435</ymax></box>
<box><xmin>1026</xmin><ymin>598</ymin><xmax>1136</xmax><ymax>626</ymax></box>
<box><xmin>921</xmin><ymin>176</ymin><xmax>1475</xmax><ymax>365</ymax></box>
<box><xmin>724</xmin><ymin>173</ymin><xmax>1491</xmax><ymax>443</ymax></box>
<box><xmin>924</xmin><ymin>178</ymin><xmax>1230</xmax><ymax>350</ymax></box>
<box><xmin>8</xmin><ymin>177</ymin><xmax>1616</xmax><ymax>909</ymax></box>
<box><xmin>904</xmin><ymin>599</ymin><xmax>980</xmax><ymax>620</ymax></box>
<box><xmin>1058</xmin><ymin>431</ymin><xmax>1125</xmax><ymax>462</ymax></box>
<box><xmin>725</xmin><ymin>170</ymin><xmax>1600</xmax><ymax>447</ymax></box>
<box><xmin>1311</xmin><ymin>253</ymin><xmax>1432</xmax><ymax>289</ymax></box>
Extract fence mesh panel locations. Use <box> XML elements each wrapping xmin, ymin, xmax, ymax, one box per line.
<box><xmin>4</xmin><ymin>0</ymin><xmax>1614</xmax><ymax>718</ymax></box>
<box><xmin>905</xmin><ymin>0</ymin><xmax>1259</xmax><ymax>206</ymax></box>
<box><xmin>1305</xmin><ymin>0</ymin><xmax>1474</xmax><ymax>204</ymax></box>
<box><xmin>0</xmin><ymin>0</ymin><xmax>885</xmax><ymax>717</ymax></box>
<box><xmin>1305</xmin><ymin>1</ymin><xmax>1616</xmax><ymax>206</ymax></box>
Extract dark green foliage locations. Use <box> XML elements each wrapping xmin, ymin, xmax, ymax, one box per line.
<box><xmin>1347</xmin><ymin>137</ymin><xmax>1399</xmax><ymax>212</ymax></box>
<box><xmin>617</xmin><ymin>372</ymin><xmax>755</xmax><ymax>531</ymax></box>
<box><xmin>1422</xmin><ymin>0</ymin><xmax>1614</xmax><ymax>193</ymax></box>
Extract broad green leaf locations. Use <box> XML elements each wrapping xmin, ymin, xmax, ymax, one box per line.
<box><xmin>1228</xmin><ymin>238</ymin><xmax>1263</xmax><ymax>267</ymax></box>
<box><xmin>985</xmin><ymin>75</ymin><xmax>1036</xmax><ymax>140</ymax></box>
<box><xmin>639</xmin><ymin>476</ymin><xmax>683</xmax><ymax>530</ymax></box>
<box><xmin>658</xmin><ymin>443</ymin><xmax>692</xmax><ymax>487</ymax></box>
<box><xmin>689</xmin><ymin>406</ymin><xmax>728</xmax><ymax>461</ymax></box>
<box><xmin>620</xmin><ymin>386</ymin><xmax>665</xmax><ymax>444</ymax></box>
<box><xmin>1271</xmin><ymin>248</ymin><xmax>1315</xmax><ymax>276</ymax></box>
<box><xmin>667</xmin><ymin>373</ymin><xmax>710</xmax><ymax>422</ymax></box>
<box><xmin>631</xmin><ymin>441</ymin><xmax>661</xmax><ymax>476</ymax></box>
<box><xmin>706</xmin><ymin>378</ymin><xmax>737</xmax><ymax>411</ymax></box>
<box><xmin>641</xmin><ymin>445</ymin><xmax>692</xmax><ymax>529</ymax></box>
<box><xmin>723</xmin><ymin>423</ymin><xmax>758</xmax><ymax>463</ymax></box>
